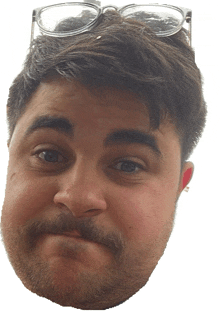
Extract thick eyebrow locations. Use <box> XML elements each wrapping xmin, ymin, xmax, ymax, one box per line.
<box><xmin>24</xmin><ymin>118</ymin><xmax>162</xmax><ymax>157</ymax></box>
<box><xmin>104</xmin><ymin>129</ymin><xmax>162</xmax><ymax>158</ymax></box>
<box><xmin>24</xmin><ymin>115</ymin><xmax>74</xmax><ymax>138</ymax></box>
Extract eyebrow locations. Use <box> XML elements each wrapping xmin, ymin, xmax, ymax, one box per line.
<box><xmin>25</xmin><ymin>115</ymin><xmax>74</xmax><ymax>137</ymax></box>
<box><xmin>104</xmin><ymin>129</ymin><xmax>162</xmax><ymax>158</ymax></box>
<box><xmin>24</xmin><ymin>116</ymin><xmax>162</xmax><ymax>158</ymax></box>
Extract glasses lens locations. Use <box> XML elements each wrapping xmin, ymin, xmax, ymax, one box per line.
<box><xmin>120</xmin><ymin>5</ymin><xmax>184</xmax><ymax>36</ymax></box>
<box><xmin>38</xmin><ymin>3</ymin><xmax>99</xmax><ymax>35</ymax></box>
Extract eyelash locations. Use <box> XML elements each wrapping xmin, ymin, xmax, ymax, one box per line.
<box><xmin>112</xmin><ymin>160</ymin><xmax>144</xmax><ymax>174</ymax></box>
<box><xmin>34</xmin><ymin>149</ymin><xmax>146</xmax><ymax>175</ymax></box>
<box><xmin>34</xmin><ymin>149</ymin><xmax>67</xmax><ymax>164</ymax></box>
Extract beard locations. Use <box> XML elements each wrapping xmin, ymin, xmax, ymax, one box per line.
<box><xmin>1</xmin><ymin>204</ymin><xmax>177</xmax><ymax>310</ymax></box>
<box><xmin>1</xmin><ymin>212</ymin><xmax>153</xmax><ymax>310</ymax></box>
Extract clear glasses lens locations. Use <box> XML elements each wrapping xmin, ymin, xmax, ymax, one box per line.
<box><xmin>38</xmin><ymin>4</ymin><xmax>99</xmax><ymax>34</ymax></box>
<box><xmin>37</xmin><ymin>4</ymin><xmax>186</xmax><ymax>38</ymax></box>
<box><xmin>120</xmin><ymin>5</ymin><xmax>184</xmax><ymax>36</ymax></box>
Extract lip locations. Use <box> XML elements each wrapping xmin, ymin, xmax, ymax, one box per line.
<box><xmin>60</xmin><ymin>231</ymin><xmax>83</xmax><ymax>239</ymax></box>
<box><xmin>57</xmin><ymin>231</ymin><xmax>91</xmax><ymax>243</ymax></box>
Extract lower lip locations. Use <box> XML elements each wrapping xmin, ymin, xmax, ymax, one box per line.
<box><xmin>57</xmin><ymin>234</ymin><xmax>98</xmax><ymax>248</ymax></box>
<box><xmin>36</xmin><ymin>234</ymin><xmax>90</xmax><ymax>262</ymax></box>
<box><xmin>38</xmin><ymin>233</ymin><xmax>88</xmax><ymax>247</ymax></box>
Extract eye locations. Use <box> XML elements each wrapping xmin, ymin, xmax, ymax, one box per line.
<box><xmin>37</xmin><ymin>150</ymin><xmax>65</xmax><ymax>163</ymax></box>
<box><xmin>113</xmin><ymin>160</ymin><xmax>144</xmax><ymax>173</ymax></box>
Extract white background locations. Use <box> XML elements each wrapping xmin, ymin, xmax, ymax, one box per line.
<box><xmin>0</xmin><ymin>0</ymin><xmax>219</xmax><ymax>335</ymax></box>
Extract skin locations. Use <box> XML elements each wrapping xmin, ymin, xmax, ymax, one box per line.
<box><xmin>1</xmin><ymin>78</ymin><xmax>193</xmax><ymax>310</ymax></box>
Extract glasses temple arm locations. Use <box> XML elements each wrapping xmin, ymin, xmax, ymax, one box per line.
<box><xmin>186</xmin><ymin>11</ymin><xmax>192</xmax><ymax>46</ymax></box>
<box><xmin>30</xmin><ymin>9</ymin><xmax>37</xmax><ymax>44</ymax></box>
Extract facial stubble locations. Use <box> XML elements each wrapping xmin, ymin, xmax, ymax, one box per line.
<box><xmin>1</xmin><ymin>204</ymin><xmax>177</xmax><ymax>310</ymax></box>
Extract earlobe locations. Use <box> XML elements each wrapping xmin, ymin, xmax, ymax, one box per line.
<box><xmin>179</xmin><ymin>162</ymin><xmax>194</xmax><ymax>193</ymax></box>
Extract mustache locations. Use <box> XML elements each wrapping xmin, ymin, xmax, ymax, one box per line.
<box><xmin>23</xmin><ymin>213</ymin><xmax>124</xmax><ymax>257</ymax></box>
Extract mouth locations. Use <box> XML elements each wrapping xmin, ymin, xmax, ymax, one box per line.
<box><xmin>57</xmin><ymin>231</ymin><xmax>90</xmax><ymax>244</ymax></box>
<box><xmin>61</xmin><ymin>231</ymin><xmax>83</xmax><ymax>239</ymax></box>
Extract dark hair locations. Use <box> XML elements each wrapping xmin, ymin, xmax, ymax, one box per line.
<box><xmin>7</xmin><ymin>10</ymin><xmax>207</xmax><ymax>167</ymax></box>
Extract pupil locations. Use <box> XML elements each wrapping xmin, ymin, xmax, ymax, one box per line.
<box><xmin>45</xmin><ymin>151</ymin><xmax>58</xmax><ymax>162</ymax></box>
<box><xmin>121</xmin><ymin>162</ymin><xmax>135</xmax><ymax>172</ymax></box>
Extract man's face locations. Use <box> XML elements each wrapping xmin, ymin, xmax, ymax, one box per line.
<box><xmin>1</xmin><ymin>78</ymin><xmax>192</xmax><ymax>310</ymax></box>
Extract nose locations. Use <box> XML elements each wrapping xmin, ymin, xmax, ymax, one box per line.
<box><xmin>53</xmin><ymin>163</ymin><xmax>107</xmax><ymax>218</ymax></box>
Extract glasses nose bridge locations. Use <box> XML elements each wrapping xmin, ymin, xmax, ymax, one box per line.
<box><xmin>102</xmin><ymin>5</ymin><xmax>118</xmax><ymax>12</ymax></box>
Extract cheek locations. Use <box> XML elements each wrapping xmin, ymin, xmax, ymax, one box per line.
<box><xmin>108</xmin><ymin>182</ymin><xmax>177</xmax><ymax>245</ymax></box>
<box><xmin>2</xmin><ymin>171</ymin><xmax>56</xmax><ymax>227</ymax></box>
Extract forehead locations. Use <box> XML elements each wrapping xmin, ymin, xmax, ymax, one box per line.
<box><xmin>10</xmin><ymin>78</ymin><xmax>181</xmax><ymax>161</ymax></box>
<box><xmin>24</xmin><ymin>78</ymin><xmax>151</xmax><ymax>126</ymax></box>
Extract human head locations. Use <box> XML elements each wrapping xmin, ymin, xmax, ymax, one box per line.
<box><xmin>7</xmin><ymin>9</ymin><xmax>206</xmax><ymax>165</ymax></box>
<box><xmin>1</xmin><ymin>9</ymin><xmax>207</xmax><ymax>309</ymax></box>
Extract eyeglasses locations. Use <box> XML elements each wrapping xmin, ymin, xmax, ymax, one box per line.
<box><xmin>31</xmin><ymin>2</ymin><xmax>192</xmax><ymax>45</ymax></box>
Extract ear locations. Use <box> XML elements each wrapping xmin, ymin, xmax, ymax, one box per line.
<box><xmin>178</xmin><ymin>161</ymin><xmax>194</xmax><ymax>194</ymax></box>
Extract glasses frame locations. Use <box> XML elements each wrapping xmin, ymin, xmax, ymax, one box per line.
<box><xmin>31</xmin><ymin>2</ymin><xmax>192</xmax><ymax>45</ymax></box>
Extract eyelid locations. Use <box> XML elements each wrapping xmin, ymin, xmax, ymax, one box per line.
<box><xmin>111</xmin><ymin>157</ymin><xmax>148</xmax><ymax>172</ymax></box>
<box><xmin>113</xmin><ymin>156</ymin><xmax>147</xmax><ymax>166</ymax></box>
<box><xmin>114</xmin><ymin>161</ymin><xmax>144</xmax><ymax>173</ymax></box>
<box><xmin>33</xmin><ymin>143</ymin><xmax>68</xmax><ymax>156</ymax></box>
<box><xmin>38</xmin><ymin>150</ymin><xmax>65</xmax><ymax>163</ymax></box>
<box><xmin>33</xmin><ymin>146</ymin><xmax>68</xmax><ymax>164</ymax></box>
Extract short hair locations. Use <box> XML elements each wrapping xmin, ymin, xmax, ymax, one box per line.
<box><xmin>7</xmin><ymin>10</ymin><xmax>207</xmax><ymax>167</ymax></box>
